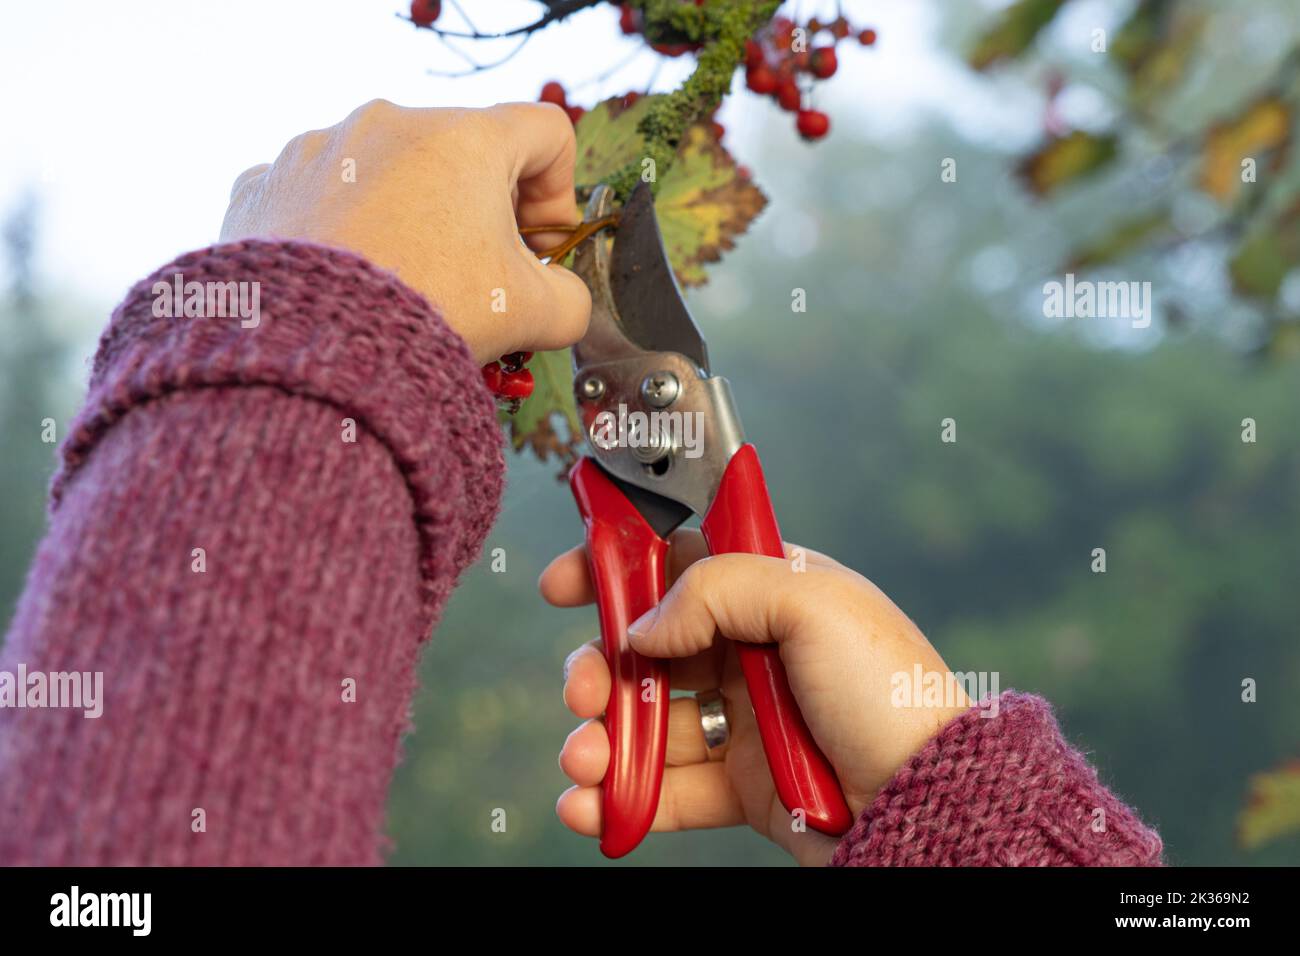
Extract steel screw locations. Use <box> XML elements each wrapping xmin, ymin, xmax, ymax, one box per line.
<box><xmin>579</xmin><ymin>376</ymin><xmax>605</xmax><ymax>401</ymax></box>
<box><xmin>641</xmin><ymin>371</ymin><xmax>680</xmax><ymax>408</ymax></box>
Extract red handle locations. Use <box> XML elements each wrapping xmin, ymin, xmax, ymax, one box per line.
<box><xmin>700</xmin><ymin>443</ymin><xmax>853</xmax><ymax>836</ymax></box>
<box><xmin>569</xmin><ymin>458</ymin><xmax>671</xmax><ymax>858</ymax></box>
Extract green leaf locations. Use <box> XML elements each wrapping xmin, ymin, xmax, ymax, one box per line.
<box><xmin>573</xmin><ymin>94</ymin><xmax>660</xmax><ymax>187</ymax></box>
<box><xmin>968</xmin><ymin>0</ymin><xmax>1066</xmax><ymax>71</ymax></box>
<box><xmin>1239</xmin><ymin>761</ymin><xmax>1300</xmax><ymax>850</ymax></box>
<box><xmin>1018</xmin><ymin>131</ymin><xmax>1118</xmax><ymax>197</ymax></box>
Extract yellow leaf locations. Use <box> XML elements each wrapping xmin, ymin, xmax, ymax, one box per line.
<box><xmin>1238</xmin><ymin>761</ymin><xmax>1300</xmax><ymax>850</ymax></box>
<box><xmin>1018</xmin><ymin>131</ymin><xmax>1118</xmax><ymax>197</ymax></box>
<box><xmin>1200</xmin><ymin>97</ymin><xmax>1291</xmax><ymax>204</ymax></box>
<box><xmin>655</xmin><ymin>124</ymin><xmax>767</xmax><ymax>287</ymax></box>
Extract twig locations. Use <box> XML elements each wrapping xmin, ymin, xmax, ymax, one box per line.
<box><xmin>426</xmin><ymin>32</ymin><xmax>534</xmax><ymax>78</ymax></box>
<box><xmin>405</xmin><ymin>0</ymin><xmax>605</xmax><ymax>40</ymax></box>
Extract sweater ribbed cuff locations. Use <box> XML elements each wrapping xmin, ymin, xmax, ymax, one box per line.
<box><xmin>829</xmin><ymin>691</ymin><xmax>1164</xmax><ymax>866</ymax></box>
<box><xmin>52</xmin><ymin>239</ymin><xmax>504</xmax><ymax>614</ymax></box>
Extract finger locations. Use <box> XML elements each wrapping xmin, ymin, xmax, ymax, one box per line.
<box><xmin>229</xmin><ymin>163</ymin><xmax>270</xmax><ymax>200</ymax></box>
<box><xmin>488</xmin><ymin>102</ymin><xmax>580</xmax><ymax>254</ymax></box>
<box><xmin>539</xmin><ymin>543</ymin><xmax>591</xmax><ymax>607</ymax></box>
<box><xmin>511</xmin><ymin>253</ymin><xmax>592</xmax><ymax>353</ymax></box>
<box><xmin>556</xmin><ymin>762</ymin><xmax>745</xmax><ymax>838</ymax></box>
<box><xmin>666</xmin><ymin>695</ymin><xmax>722</xmax><ymax>765</ymax></box>
<box><xmin>539</xmin><ymin>529</ymin><xmax>712</xmax><ymax>608</ymax></box>
<box><xmin>558</xmin><ymin>719</ymin><xmax>608</xmax><ymax>787</ymax></box>
<box><xmin>627</xmin><ymin>555</ymin><xmax>851</xmax><ymax>659</ymax></box>
<box><xmin>562</xmin><ymin>633</ymin><xmax>722</xmax><ymax>722</ymax></box>
<box><xmin>558</xmin><ymin>694</ymin><xmax>721</xmax><ymax>797</ymax></box>
<box><xmin>562</xmin><ymin>642</ymin><xmax>608</xmax><ymax>719</ymax></box>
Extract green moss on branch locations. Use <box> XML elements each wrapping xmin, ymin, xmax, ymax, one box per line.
<box><xmin>606</xmin><ymin>0</ymin><xmax>780</xmax><ymax>199</ymax></box>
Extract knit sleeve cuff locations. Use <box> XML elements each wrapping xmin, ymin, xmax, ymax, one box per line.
<box><xmin>828</xmin><ymin>691</ymin><xmax>1164</xmax><ymax>866</ymax></box>
<box><xmin>52</xmin><ymin>239</ymin><xmax>505</xmax><ymax>611</ymax></box>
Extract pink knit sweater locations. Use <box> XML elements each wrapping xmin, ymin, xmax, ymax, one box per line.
<box><xmin>0</xmin><ymin>241</ymin><xmax>1162</xmax><ymax>866</ymax></box>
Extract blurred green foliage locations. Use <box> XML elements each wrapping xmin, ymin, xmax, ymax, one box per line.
<box><xmin>386</xmin><ymin>116</ymin><xmax>1300</xmax><ymax>865</ymax></box>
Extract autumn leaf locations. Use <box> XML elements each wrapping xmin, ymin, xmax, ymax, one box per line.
<box><xmin>1067</xmin><ymin>210</ymin><xmax>1175</xmax><ymax>270</ymax></box>
<box><xmin>1238</xmin><ymin>760</ymin><xmax>1300</xmax><ymax>850</ymax></box>
<box><xmin>656</xmin><ymin>124</ymin><xmax>768</xmax><ymax>287</ymax></box>
<box><xmin>1199</xmin><ymin>96</ymin><xmax>1291</xmax><ymax>205</ymax></box>
<box><xmin>572</xmin><ymin>95</ymin><xmax>767</xmax><ymax>286</ymax></box>
<box><xmin>1260</xmin><ymin>321</ymin><xmax>1300</xmax><ymax>361</ymax></box>
<box><xmin>1018</xmin><ymin>130</ymin><xmax>1118</xmax><ymax>197</ymax></box>
<box><xmin>506</xmin><ymin>96</ymin><xmax>766</xmax><ymax>463</ymax></box>
<box><xmin>1113</xmin><ymin>2</ymin><xmax>1207</xmax><ymax>108</ymax></box>
<box><xmin>968</xmin><ymin>0</ymin><xmax>1066</xmax><ymax>71</ymax></box>
<box><xmin>497</xmin><ymin>347</ymin><xmax>581</xmax><ymax>465</ymax></box>
<box><xmin>1228</xmin><ymin>198</ymin><xmax>1300</xmax><ymax>299</ymax></box>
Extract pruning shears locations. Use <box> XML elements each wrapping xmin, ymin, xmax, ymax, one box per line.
<box><xmin>567</xmin><ymin>181</ymin><xmax>853</xmax><ymax>858</ymax></box>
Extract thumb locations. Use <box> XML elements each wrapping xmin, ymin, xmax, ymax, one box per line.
<box><xmin>627</xmin><ymin>553</ymin><xmax>819</xmax><ymax>659</ymax></box>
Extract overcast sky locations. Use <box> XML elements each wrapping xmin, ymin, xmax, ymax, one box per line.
<box><xmin>1</xmin><ymin>0</ymin><xmax>1038</xmax><ymax>310</ymax></box>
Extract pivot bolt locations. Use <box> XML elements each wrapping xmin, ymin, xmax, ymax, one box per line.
<box><xmin>641</xmin><ymin>371</ymin><xmax>680</xmax><ymax>408</ymax></box>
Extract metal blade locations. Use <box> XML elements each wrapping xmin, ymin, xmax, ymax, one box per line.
<box><xmin>609</xmin><ymin>182</ymin><xmax>710</xmax><ymax>372</ymax></box>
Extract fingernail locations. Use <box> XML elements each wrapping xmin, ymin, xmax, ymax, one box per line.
<box><xmin>627</xmin><ymin>606</ymin><xmax>659</xmax><ymax>639</ymax></box>
<box><xmin>562</xmin><ymin>645</ymin><xmax>588</xmax><ymax>681</ymax></box>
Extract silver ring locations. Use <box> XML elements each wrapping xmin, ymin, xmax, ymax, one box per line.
<box><xmin>696</xmin><ymin>690</ymin><xmax>729</xmax><ymax>751</ymax></box>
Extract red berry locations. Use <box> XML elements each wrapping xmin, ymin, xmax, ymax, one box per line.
<box><xmin>859</xmin><ymin>28</ymin><xmax>877</xmax><ymax>46</ymax></box>
<box><xmin>796</xmin><ymin>108</ymin><xmax>830</xmax><ymax>140</ymax></box>
<box><xmin>618</xmin><ymin>4</ymin><xmax>640</xmax><ymax>35</ymax></box>
<box><xmin>745</xmin><ymin>38</ymin><xmax>764</xmax><ymax>69</ymax></box>
<box><xmin>622</xmin><ymin>90</ymin><xmax>640</xmax><ymax>109</ymax></box>
<box><xmin>565</xmin><ymin>105</ymin><xmax>585</xmax><ymax>125</ymax></box>
<box><xmin>810</xmin><ymin>47</ymin><xmax>838</xmax><ymax>79</ymax></box>
<box><xmin>481</xmin><ymin>362</ymin><xmax>503</xmax><ymax>392</ymax></box>
<box><xmin>746</xmin><ymin>65</ymin><xmax>778</xmax><ymax>95</ymax></box>
<box><xmin>499</xmin><ymin>368</ymin><xmax>534</xmax><ymax>399</ymax></box>
<box><xmin>409</xmin><ymin>0</ymin><xmax>440</xmax><ymax>27</ymax></box>
<box><xmin>651</xmin><ymin>42</ymin><xmax>691</xmax><ymax>57</ymax></box>
<box><xmin>539</xmin><ymin>81</ymin><xmax>567</xmax><ymax>107</ymax></box>
<box><xmin>710</xmin><ymin>120</ymin><xmax>725</xmax><ymax>140</ymax></box>
<box><xmin>830</xmin><ymin>17</ymin><xmax>850</xmax><ymax>39</ymax></box>
<box><xmin>737</xmin><ymin>164</ymin><xmax>752</xmax><ymax>180</ymax></box>
<box><xmin>776</xmin><ymin>78</ymin><xmax>802</xmax><ymax>111</ymax></box>
<box><xmin>791</xmin><ymin>50</ymin><xmax>811</xmax><ymax>73</ymax></box>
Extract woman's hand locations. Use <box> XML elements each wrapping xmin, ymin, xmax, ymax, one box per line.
<box><xmin>540</xmin><ymin>531</ymin><xmax>972</xmax><ymax>866</ymax></box>
<box><xmin>220</xmin><ymin>100</ymin><xmax>591</xmax><ymax>364</ymax></box>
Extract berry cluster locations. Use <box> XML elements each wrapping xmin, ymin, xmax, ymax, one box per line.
<box><xmin>482</xmin><ymin>351</ymin><xmax>535</xmax><ymax>413</ymax></box>
<box><xmin>617</xmin><ymin>2</ymin><xmax>704</xmax><ymax>57</ymax></box>
<box><xmin>409</xmin><ymin>0</ymin><xmax>440</xmax><ymax>28</ymax></box>
<box><xmin>744</xmin><ymin>14</ymin><xmax>876</xmax><ymax>141</ymax></box>
<box><xmin>538</xmin><ymin>81</ymin><xmax>587</xmax><ymax>125</ymax></box>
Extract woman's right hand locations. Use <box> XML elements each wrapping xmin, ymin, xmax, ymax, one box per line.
<box><xmin>541</xmin><ymin>530</ymin><xmax>973</xmax><ymax>866</ymax></box>
<box><xmin>220</xmin><ymin>99</ymin><xmax>591</xmax><ymax>365</ymax></box>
